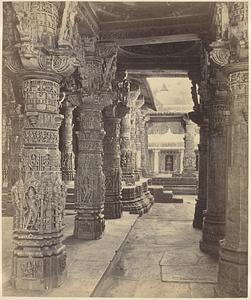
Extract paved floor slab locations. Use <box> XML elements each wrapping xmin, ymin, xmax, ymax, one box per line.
<box><xmin>93</xmin><ymin>196</ymin><xmax>218</xmax><ymax>297</ymax></box>
<box><xmin>2</xmin><ymin>212</ymin><xmax>137</xmax><ymax>297</ymax></box>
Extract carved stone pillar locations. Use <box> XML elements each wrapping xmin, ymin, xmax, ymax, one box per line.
<box><xmin>153</xmin><ymin>149</ymin><xmax>160</xmax><ymax>174</ymax></box>
<box><xmin>182</xmin><ymin>117</ymin><xmax>197</xmax><ymax>176</ymax></box>
<box><xmin>135</xmin><ymin>97</ymin><xmax>145</xmax><ymax>178</ymax></box>
<box><xmin>214</xmin><ymin>2</ymin><xmax>248</xmax><ymax>295</ymax></box>
<box><xmin>215</xmin><ymin>62</ymin><xmax>248</xmax><ymax>297</ymax></box>
<box><xmin>74</xmin><ymin>40</ymin><xmax>118</xmax><ymax>239</ymax></box>
<box><xmin>193</xmin><ymin>118</ymin><xmax>209</xmax><ymax>229</ymax></box>
<box><xmin>60</xmin><ymin>99</ymin><xmax>75</xmax><ymax>183</ymax></box>
<box><xmin>200</xmin><ymin>69</ymin><xmax>229</xmax><ymax>256</ymax></box>
<box><xmin>120</xmin><ymin>89</ymin><xmax>140</xmax><ymax>184</ymax></box>
<box><xmin>189</xmin><ymin>111</ymin><xmax>208</xmax><ymax>229</ymax></box>
<box><xmin>4</xmin><ymin>1</ymin><xmax>80</xmax><ymax>289</ymax></box>
<box><xmin>74</xmin><ymin>97</ymin><xmax>106</xmax><ymax>239</ymax></box>
<box><xmin>11</xmin><ymin>74</ymin><xmax>67</xmax><ymax>290</ymax></box>
<box><xmin>140</xmin><ymin>111</ymin><xmax>148</xmax><ymax>177</ymax></box>
<box><xmin>130</xmin><ymin>99</ymin><xmax>137</xmax><ymax>172</ymax></box>
<box><xmin>102</xmin><ymin>102</ymin><xmax>128</xmax><ymax>219</ymax></box>
<box><xmin>120</xmin><ymin>108</ymin><xmax>134</xmax><ymax>183</ymax></box>
<box><xmin>144</xmin><ymin>118</ymin><xmax>150</xmax><ymax>176</ymax></box>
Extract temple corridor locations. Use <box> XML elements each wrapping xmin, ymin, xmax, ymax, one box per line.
<box><xmin>2</xmin><ymin>1</ymin><xmax>248</xmax><ymax>297</ymax></box>
<box><xmin>3</xmin><ymin>196</ymin><xmax>218</xmax><ymax>297</ymax></box>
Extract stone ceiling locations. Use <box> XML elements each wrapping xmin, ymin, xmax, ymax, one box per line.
<box><xmin>79</xmin><ymin>2</ymin><xmax>214</xmax><ymax>110</ymax></box>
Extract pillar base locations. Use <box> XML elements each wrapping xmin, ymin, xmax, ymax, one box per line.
<box><xmin>121</xmin><ymin>182</ymin><xmax>153</xmax><ymax>216</ymax></box>
<box><xmin>200</xmin><ymin>213</ymin><xmax>225</xmax><ymax>256</ymax></box>
<box><xmin>122</xmin><ymin>173</ymin><xmax>135</xmax><ymax>185</ymax></box>
<box><xmin>74</xmin><ymin>207</ymin><xmax>105</xmax><ymax>240</ymax></box>
<box><xmin>12</xmin><ymin>242</ymin><xmax>66</xmax><ymax>291</ymax></box>
<box><xmin>104</xmin><ymin>201</ymin><xmax>123</xmax><ymax>219</ymax></box>
<box><xmin>192</xmin><ymin>197</ymin><xmax>206</xmax><ymax>229</ymax></box>
<box><xmin>199</xmin><ymin>239</ymin><xmax>220</xmax><ymax>257</ymax></box>
<box><xmin>214</xmin><ymin>242</ymin><xmax>248</xmax><ymax>297</ymax></box>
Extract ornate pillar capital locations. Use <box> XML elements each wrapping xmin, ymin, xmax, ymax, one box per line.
<box><xmin>4</xmin><ymin>2</ymin><xmax>80</xmax><ymax>79</ymax></box>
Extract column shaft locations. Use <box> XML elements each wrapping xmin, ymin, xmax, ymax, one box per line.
<box><xmin>60</xmin><ymin>100</ymin><xmax>75</xmax><ymax>183</ymax></box>
<box><xmin>153</xmin><ymin>150</ymin><xmax>160</xmax><ymax>174</ymax></box>
<box><xmin>216</xmin><ymin>64</ymin><xmax>248</xmax><ymax>297</ymax></box>
<box><xmin>120</xmin><ymin>109</ymin><xmax>134</xmax><ymax>183</ymax></box>
<box><xmin>11</xmin><ymin>74</ymin><xmax>67</xmax><ymax>290</ymax></box>
<box><xmin>183</xmin><ymin>119</ymin><xmax>197</xmax><ymax>176</ymax></box>
<box><xmin>200</xmin><ymin>70</ymin><xmax>229</xmax><ymax>256</ymax></box>
<box><xmin>193</xmin><ymin>120</ymin><xmax>209</xmax><ymax>228</ymax></box>
<box><xmin>74</xmin><ymin>99</ymin><xmax>105</xmax><ymax>239</ymax></box>
<box><xmin>103</xmin><ymin>103</ymin><xmax>128</xmax><ymax>219</ymax></box>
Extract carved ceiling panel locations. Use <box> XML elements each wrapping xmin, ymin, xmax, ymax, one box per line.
<box><xmin>90</xmin><ymin>2</ymin><xmax>211</xmax><ymax>23</ymax></box>
<box><xmin>120</xmin><ymin>41</ymin><xmax>201</xmax><ymax>57</ymax></box>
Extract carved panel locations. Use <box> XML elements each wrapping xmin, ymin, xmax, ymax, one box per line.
<box><xmin>23</xmin><ymin>79</ymin><xmax>59</xmax><ymax>112</ymax></box>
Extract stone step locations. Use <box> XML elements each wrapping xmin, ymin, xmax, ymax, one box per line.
<box><xmin>65</xmin><ymin>202</ymin><xmax>75</xmax><ymax>210</ymax></box>
<box><xmin>164</xmin><ymin>185</ymin><xmax>197</xmax><ymax>195</ymax></box>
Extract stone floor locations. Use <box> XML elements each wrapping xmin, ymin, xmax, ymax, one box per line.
<box><xmin>92</xmin><ymin>196</ymin><xmax>218</xmax><ymax>298</ymax></box>
<box><xmin>2</xmin><ymin>196</ymin><xmax>218</xmax><ymax>297</ymax></box>
<box><xmin>2</xmin><ymin>212</ymin><xmax>138</xmax><ymax>297</ymax></box>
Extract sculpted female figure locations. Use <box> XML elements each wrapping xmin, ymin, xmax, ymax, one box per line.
<box><xmin>24</xmin><ymin>186</ymin><xmax>39</xmax><ymax>230</ymax></box>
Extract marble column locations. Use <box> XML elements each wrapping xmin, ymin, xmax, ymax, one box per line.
<box><xmin>140</xmin><ymin>112</ymin><xmax>148</xmax><ymax>177</ymax></box>
<box><xmin>120</xmin><ymin>89</ymin><xmax>140</xmax><ymax>184</ymax></box>
<box><xmin>74</xmin><ymin>40</ymin><xmax>117</xmax><ymax>239</ymax></box>
<box><xmin>135</xmin><ymin>97</ymin><xmax>145</xmax><ymax>178</ymax></box>
<box><xmin>144</xmin><ymin>119</ymin><xmax>150</xmax><ymax>176</ymax></box>
<box><xmin>11</xmin><ymin>74</ymin><xmax>67</xmax><ymax>290</ymax></box>
<box><xmin>215</xmin><ymin>63</ymin><xmax>248</xmax><ymax>297</ymax></box>
<box><xmin>120</xmin><ymin>106</ymin><xmax>134</xmax><ymax>184</ymax></box>
<box><xmin>102</xmin><ymin>102</ymin><xmax>128</xmax><ymax>219</ymax></box>
<box><xmin>190</xmin><ymin>113</ymin><xmax>209</xmax><ymax>229</ymax></box>
<box><xmin>5</xmin><ymin>1</ymin><xmax>79</xmax><ymax>289</ymax></box>
<box><xmin>153</xmin><ymin>150</ymin><xmax>160</xmax><ymax>174</ymax></box>
<box><xmin>130</xmin><ymin>99</ymin><xmax>137</xmax><ymax>172</ymax></box>
<box><xmin>74</xmin><ymin>96</ymin><xmax>106</xmax><ymax>239</ymax></box>
<box><xmin>200</xmin><ymin>69</ymin><xmax>229</xmax><ymax>256</ymax></box>
<box><xmin>182</xmin><ymin>117</ymin><xmax>197</xmax><ymax>176</ymax></box>
<box><xmin>60</xmin><ymin>99</ymin><xmax>75</xmax><ymax>183</ymax></box>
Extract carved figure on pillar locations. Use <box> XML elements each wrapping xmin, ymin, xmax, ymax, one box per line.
<box><xmin>60</xmin><ymin>99</ymin><xmax>76</xmax><ymax>183</ymax></box>
<box><xmin>102</xmin><ymin>101</ymin><xmax>129</xmax><ymax>219</ymax></box>
<box><xmin>3</xmin><ymin>1</ymin><xmax>80</xmax><ymax>290</ymax></box>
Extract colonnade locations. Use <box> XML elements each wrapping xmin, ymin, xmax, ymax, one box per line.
<box><xmin>2</xmin><ymin>1</ymin><xmax>154</xmax><ymax>290</ymax></box>
<box><xmin>190</xmin><ymin>3</ymin><xmax>248</xmax><ymax>297</ymax></box>
<box><xmin>2</xmin><ymin>1</ymin><xmax>248</xmax><ymax>297</ymax></box>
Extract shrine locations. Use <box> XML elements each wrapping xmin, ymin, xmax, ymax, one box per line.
<box><xmin>2</xmin><ymin>2</ymin><xmax>248</xmax><ymax>298</ymax></box>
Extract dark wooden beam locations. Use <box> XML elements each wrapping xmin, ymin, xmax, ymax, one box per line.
<box><xmin>115</xmin><ymin>34</ymin><xmax>200</xmax><ymax>47</ymax></box>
